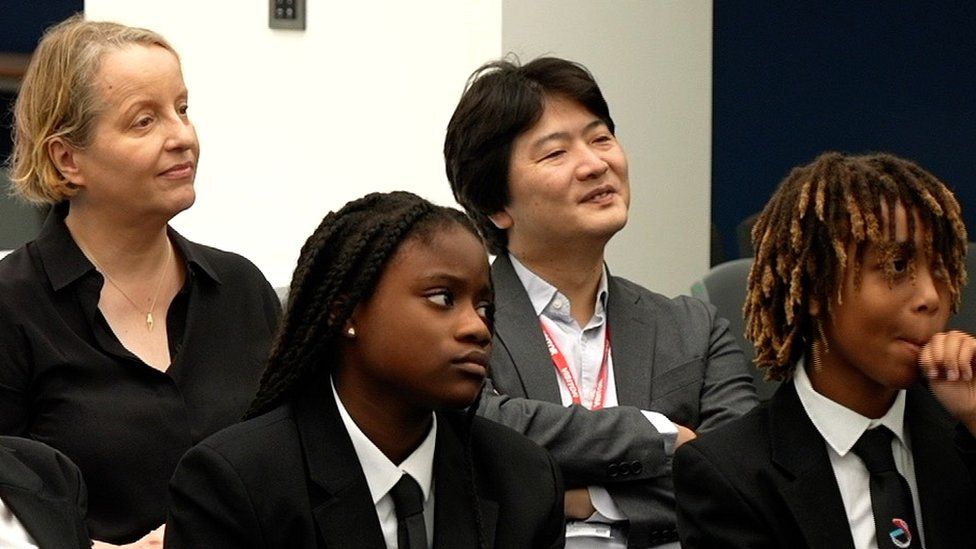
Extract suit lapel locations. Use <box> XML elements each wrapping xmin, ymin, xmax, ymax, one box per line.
<box><xmin>491</xmin><ymin>255</ymin><xmax>562</xmax><ymax>402</ymax></box>
<box><xmin>294</xmin><ymin>388</ymin><xmax>387</xmax><ymax>548</ymax></box>
<box><xmin>605</xmin><ymin>275</ymin><xmax>655</xmax><ymax>408</ymax></box>
<box><xmin>432</xmin><ymin>412</ymin><xmax>498</xmax><ymax>549</ymax></box>
<box><xmin>769</xmin><ymin>381</ymin><xmax>856</xmax><ymax>549</ymax></box>
<box><xmin>0</xmin><ymin>446</ymin><xmax>80</xmax><ymax>549</ymax></box>
<box><xmin>905</xmin><ymin>386</ymin><xmax>973</xmax><ymax>548</ymax></box>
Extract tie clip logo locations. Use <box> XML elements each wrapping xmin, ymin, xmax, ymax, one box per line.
<box><xmin>889</xmin><ymin>518</ymin><xmax>913</xmax><ymax>548</ymax></box>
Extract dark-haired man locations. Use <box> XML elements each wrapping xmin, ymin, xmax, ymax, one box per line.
<box><xmin>444</xmin><ymin>56</ymin><xmax>757</xmax><ymax>548</ymax></box>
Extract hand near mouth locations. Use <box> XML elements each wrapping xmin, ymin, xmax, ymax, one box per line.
<box><xmin>919</xmin><ymin>330</ymin><xmax>976</xmax><ymax>434</ymax></box>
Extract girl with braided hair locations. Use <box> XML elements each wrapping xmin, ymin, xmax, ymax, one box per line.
<box><xmin>674</xmin><ymin>152</ymin><xmax>976</xmax><ymax>548</ymax></box>
<box><xmin>165</xmin><ymin>191</ymin><xmax>565</xmax><ymax>548</ymax></box>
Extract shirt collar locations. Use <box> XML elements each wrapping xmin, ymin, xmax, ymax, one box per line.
<box><xmin>33</xmin><ymin>202</ymin><xmax>94</xmax><ymax>292</ymax></box>
<box><xmin>508</xmin><ymin>253</ymin><xmax>609</xmax><ymax>322</ymax></box>
<box><xmin>167</xmin><ymin>227</ymin><xmax>221</xmax><ymax>284</ymax></box>
<box><xmin>331</xmin><ymin>378</ymin><xmax>436</xmax><ymax>505</ymax></box>
<box><xmin>33</xmin><ymin>202</ymin><xmax>221</xmax><ymax>292</ymax></box>
<box><xmin>794</xmin><ymin>356</ymin><xmax>907</xmax><ymax>457</ymax></box>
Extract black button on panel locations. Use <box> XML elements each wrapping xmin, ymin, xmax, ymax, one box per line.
<box><xmin>269</xmin><ymin>0</ymin><xmax>305</xmax><ymax>30</ymax></box>
<box><xmin>274</xmin><ymin>0</ymin><xmax>294</xmax><ymax>19</ymax></box>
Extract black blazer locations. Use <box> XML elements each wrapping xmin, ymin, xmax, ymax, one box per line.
<box><xmin>674</xmin><ymin>380</ymin><xmax>976</xmax><ymax>548</ymax></box>
<box><xmin>0</xmin><ymin>436</ymin><xmax>90</xmax><ymax>549</ymax></box>
<box><xmin>165</xmin><ymin>385</ymin><xmax>565</xmax><ymax>548</ymax></box>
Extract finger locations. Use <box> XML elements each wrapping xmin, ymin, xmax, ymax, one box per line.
<box><xmin>957</xmin><ymin>334</ymin><xmax>976</xmax><ymax>382</ymax></box>
<box><xmin>920</xmin><ymin>333</ymin><xmax>942</xmax><ymax>378</ymax></box>
<box><xmin>919</xmin><ymin>344</ymin><xmax>938</xmax><ymax>379</ymax></box>
<box><xmin>943</xmin><ymin>331</ymin><xmax>964</xmax><ymax>381</ymax></box>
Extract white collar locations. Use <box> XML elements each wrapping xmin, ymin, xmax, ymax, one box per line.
<box><xmin>794</xmin><ymin>357</ymin><xmax>907</xmax><ymax>457</ymax></box>
<box><xmin>331</xmin><ymin>378</ymin><xmax>436</xmax><ymax>504</ymax></box>
<box><xmin>509</xmin><ymin>253</ymin><xmax>609</xmax><ymax>319</ymax></box>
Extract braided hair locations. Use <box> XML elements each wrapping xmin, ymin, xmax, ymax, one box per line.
<box><xmin>245</xmin><ymin>190</ymin><xmax>488</xmax><ymax>548</ymax></box>
<box><xmin>745</xmin><ymin>151</ymin><xmax>968</xmax><ymax>381</ymax></box>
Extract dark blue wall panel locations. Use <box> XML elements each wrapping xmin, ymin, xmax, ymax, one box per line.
<box><xmin>1</xmin><ymin>1</ymin><xmax>82</xmax><ymax>163</ymax></box>
<box><xmin>0</xmin><ymin>0</ymin><xmax>82</xmax><ymax>52</ymax></box>
<box><xmin>713</xmin><ymin>1</ymin><xmax>976</xmax><ymax>259</ymax></box>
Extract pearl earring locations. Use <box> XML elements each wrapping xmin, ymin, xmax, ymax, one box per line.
<box><xmin>346</xmin><ymin>326</ymin><xmax>356</xmax><ymax>337</ymax></box>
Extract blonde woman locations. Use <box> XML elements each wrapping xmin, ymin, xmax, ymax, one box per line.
<box><xmin>0</xmin><ymin>15</ymin><xmax>280</xmax><ymax>547</ymax></box>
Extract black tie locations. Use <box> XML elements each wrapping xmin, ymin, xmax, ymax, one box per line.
<box><xmin>851</xmin><ymin>426</ymin><xmax>918</xmax><ymax>549</ymax></box>
<box><xmin>390</xmin><ymin>474</ymin><xmax>427</xmax><ymax>549</ymax></box>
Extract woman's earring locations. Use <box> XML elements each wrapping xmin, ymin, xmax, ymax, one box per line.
<box><xmin>345</xmin><ymin>326</ymin><xmax>356</xmax><ymax>337</ymax></box>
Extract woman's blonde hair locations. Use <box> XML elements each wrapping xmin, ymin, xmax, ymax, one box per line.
<box><xmin>8</xmin><ymin>14</ymin><xmax>177</xmax><ymax>204</ymax></box>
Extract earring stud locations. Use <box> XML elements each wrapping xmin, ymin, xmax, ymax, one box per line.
<box><xmin>346</xmin><ymin>326</ymin><xmax>356</xmax><ymax>337</ymax></box>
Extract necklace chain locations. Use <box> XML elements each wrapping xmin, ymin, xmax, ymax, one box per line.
<box><xmin>76</xmin><ymin>240</ymin><xmax>172</xmax><ymax>331</ymax></box>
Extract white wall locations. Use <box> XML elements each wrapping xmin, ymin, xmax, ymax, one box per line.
<box><xmin>84</xmin><ymin>0</ymin><xmax>502</xmax><ymax>288</ymax></box>
<box><xmin>504</xmin><ymin>0</ymin><xmax>713</xmax><ymax>297</ymax></box>
<box><xmin>85</xmin><ymin>0</ymin><xmax>711</xmax><ymax>297</ymax></box>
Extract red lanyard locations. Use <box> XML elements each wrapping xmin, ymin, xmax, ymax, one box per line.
<box><xmin>539</xmin><ymin>322</ymin><xmax>611</xmax><ymax>410</ymax></box>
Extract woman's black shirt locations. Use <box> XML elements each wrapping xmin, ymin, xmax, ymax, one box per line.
<box><xmin>0</xmin><ymin>205</ymin><xmax>281</xmax><ymax>543</ymax></box>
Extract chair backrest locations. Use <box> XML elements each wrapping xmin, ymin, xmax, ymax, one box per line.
<box><xmin>0</xmin><ymin>194</ymin><xmax>46</xmax><ymax>250</ymax></box>
<box><xmin>735</xmin><ymin>212</ymin><xmax>759</xmax><ymax>258</ymax></box>
<box><xmin>691</xmin><ymin>257</ymin><xmax>780</xmax><ymax>401</ymax></box>
<box><xmin>1</xmin><ymin>168</ymin><xmax>48</xmax><ymax>250</ymax></box>
<box><xmin>947</xmin><ymin>242</ymin><xmax>976</xmax><ymax>334</ymax></box>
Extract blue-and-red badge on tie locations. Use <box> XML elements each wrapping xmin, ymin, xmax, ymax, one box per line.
<box><xmin>889</xmin><ymin>518</ymin><xmax>913</xmax><ymax>548</ymax></box>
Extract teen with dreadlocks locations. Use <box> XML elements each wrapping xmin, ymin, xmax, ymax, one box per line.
<box><xmin>164</xmin><ymin>191</ymin><xmax>564</xmax><ymax>548</ymax></box>
<box><xmin>674</xmin><ymin>152</ymin><xmax>976</xmax><ymax>548</ymax></box>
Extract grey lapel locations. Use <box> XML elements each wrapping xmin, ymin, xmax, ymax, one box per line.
<box><xmin>769</xmin><ymin>381</ymin><xmax>856</xmax><ymax>549</ymax></box>
<box><xmin>491</xmin><ymin>255</ymin><xmax>562</xmax><ymax>402</ymax></box>
<box><xmin>432</xmin><ymin>412</ymin><xmax>498</xmax><ymax>549</ymax></box>
<box><xmin>905</xmin><ymin>386</ymin><xmax>974</xmax><ymax>548</ymax></box>
<box><xmin>295</xmin><ymin>390</ymin><xmax>388</xmax><ymax>548</ymax></box>
<box><xmin>0</xmin><ymin>446</ymin><xmax>83</xmax><ymax>549</ymax></box>
<box><xmin>605</xmin><ymin>275</ymin><xmax>655</xmax><ymax>409</ymax></box>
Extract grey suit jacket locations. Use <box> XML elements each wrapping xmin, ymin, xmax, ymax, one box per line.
<box><xmin>479</xmin><ymin>254</ymin><xmax>757</xmax><ymax>547</ymax></box>
<box><xmin>675</xmin><ymin>380</ymin><xmax>976</xmax><ymax>548</ymax></box>
<box><xmin>0</xmin><ymin>436</ymin><xmax>90</xmax><ymax>549</ymax></box>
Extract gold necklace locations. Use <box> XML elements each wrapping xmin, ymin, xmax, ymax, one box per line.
<box><xmin>77</xmin><ymin>241</ymin><xmax>172</xmax><ymax>331</ymax></box>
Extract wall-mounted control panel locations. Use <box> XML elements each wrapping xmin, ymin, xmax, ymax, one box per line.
<box><xmin>269</xmin><ymin>0</ymin><xmax>305</xmax><ymax>30</ymax></box>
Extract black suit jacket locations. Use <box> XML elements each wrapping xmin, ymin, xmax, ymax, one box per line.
<box><xmin>165</xmin><ymin>385</ymin><xmax>565</xmax><ymax>548</ymax></box>
<box><xmin>0</xmin><ymin>436</ymin><xmax>90</xmax><ymax>549</ymax></box>
<box><xmin>479</xmin><ymin>254</ymin><xmax>757</xmax><ymax>547</ymax></box>
<box><xmin>674</xmin><ymin>380</ymin><xmax>976</xmax><ymax>548</ymax></box>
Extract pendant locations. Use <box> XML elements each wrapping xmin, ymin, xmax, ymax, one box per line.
<box><xmin>147</xmin><ymin>312</ymin><xmax>154</xmax><ymax>331</ymax></box>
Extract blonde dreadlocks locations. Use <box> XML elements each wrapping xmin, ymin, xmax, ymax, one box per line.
<box><xmin>745</xmin><ymin>151</ymin><xmax>968</xmax><ymax>380</ymax></box>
